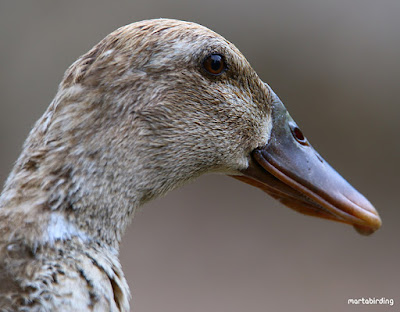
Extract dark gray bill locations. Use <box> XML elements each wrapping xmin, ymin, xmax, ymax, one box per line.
<box><xmin>232</xmin><ymin>89</ymin><xmax>381</xmax><ymax>235</ymax></box>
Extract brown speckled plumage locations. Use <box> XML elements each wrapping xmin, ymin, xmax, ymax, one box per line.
<box><xmin>0</xmin><ymin>19</ymin><xmax>271</xmax><ymax>311</ymax></box>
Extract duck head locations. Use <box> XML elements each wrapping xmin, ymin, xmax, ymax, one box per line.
<box><xmin>84</xmin><ymin>19</ymin><xmax>379</xmax><ymax>235</ymax></box>
<box><xmin>1</xmin><ymin>19</ymin><xmax>380</xmax><ymax>249</ymax></box>
<box><xmin>58</xmin><ymin>19</ymin><xmax>382</xmax><ymax>234</ymax></box>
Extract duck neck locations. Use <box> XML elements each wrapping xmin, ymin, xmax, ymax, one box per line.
<box><xmin>0</xmin><ymin>149</ymin><xmax>174</xmax><ymax>251</ymax></box>
<box><xmin>0</xmin><ymin>109</ymin><xmax>186</xmax><ymax>252</ymax></box>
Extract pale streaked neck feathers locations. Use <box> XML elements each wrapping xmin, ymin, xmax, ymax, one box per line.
<box><xmin>0</xmin><ymin>19</ymin><xmax>271</xmax><ymax>250</ymax></box>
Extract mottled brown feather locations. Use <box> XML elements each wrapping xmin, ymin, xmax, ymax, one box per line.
<box><xmin>0</xmin><ymin>19</ymin><xmax>272</xmax><ymax>311</ymax></box>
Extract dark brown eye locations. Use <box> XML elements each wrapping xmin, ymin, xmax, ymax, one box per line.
<box><xmin>203</xmin><ymin>54</ymin><xmax>226</xmax><ymax>75</ymax></box>
<box><xmin>290</xmin><ymin>123</ymin><xmax>308</xmax><ymax>145</ymax></box>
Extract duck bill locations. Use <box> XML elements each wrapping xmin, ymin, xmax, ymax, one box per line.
<box><xmin>233</xmin><ymin>89</ymin><xmax>381</xmax><ymax>235</ymax></box>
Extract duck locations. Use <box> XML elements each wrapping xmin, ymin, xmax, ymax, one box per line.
<box><xmin>0</xmin><ymin>18</ymin><xmax>381</xmax><ymax>311</ymax></box>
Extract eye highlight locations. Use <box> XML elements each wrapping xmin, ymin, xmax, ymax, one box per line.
<box><xmin>203</xmin><ymin>54</ymin><xmax>226</xmax><ymax>75</ymax></box>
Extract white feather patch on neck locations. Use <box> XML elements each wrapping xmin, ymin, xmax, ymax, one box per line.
<box><xmin>45</xmin><ymin>213</ymin><xmax>89</xmax><ymax>244</ymax></box>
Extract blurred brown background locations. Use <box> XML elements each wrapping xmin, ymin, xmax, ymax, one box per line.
<box><xmin>0</xmin><ymin>1</ymin><xmax>398</xmax><ymax>311</ymax></box>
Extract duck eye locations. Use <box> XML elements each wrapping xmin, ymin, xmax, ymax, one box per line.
<box><xmin>203</xmin><ymin>54</ymin><xmax>225</xmax><ymax>75</ymax></box>
<box><xmin>290</xmin><ymin>123</ymin><xmax>308</xmax><ymax>145</ymax></box>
